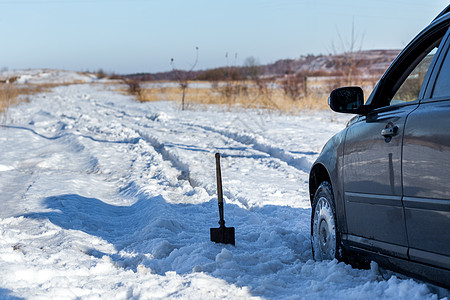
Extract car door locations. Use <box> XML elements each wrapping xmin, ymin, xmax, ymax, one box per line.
<box><xmin>402</xmin><ymin>32</ymin><xmax>450</xmax><ymax>270</ymax></box>
<box><xmin>343</xmin><ymin>25</ymin><xmax>447</xmax><ymax>258</ymax></box>
<box><xmin>343</xmin><ymin>100</ymin><xmax>416</xmax><ymax>258</ymax></box>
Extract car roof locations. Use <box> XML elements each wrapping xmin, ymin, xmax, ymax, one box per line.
<box><xmin>434</xmin><ymin>4</ymin><xmax>450</xmax><ymax>22</ymax></box>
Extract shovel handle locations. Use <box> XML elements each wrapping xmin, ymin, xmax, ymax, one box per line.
<box><xmin>215</xmin><ymin>153</ymin><xmax>225</xmax><ymax>226</ymax></box>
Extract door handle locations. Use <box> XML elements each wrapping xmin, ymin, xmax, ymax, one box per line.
<box><xmin>381</xmin><ymin>125</ymin><xmax>399</xmax><ymax>137</ymax></box>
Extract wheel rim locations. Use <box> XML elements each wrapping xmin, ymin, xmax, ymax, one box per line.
<box><xmin>312</xmin><ymin>196</ymin><xmax>336</xmax><ymax>260</ymax></box>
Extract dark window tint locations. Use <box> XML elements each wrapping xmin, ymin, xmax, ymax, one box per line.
<box><xmin>433</xmin><ymin>47</ymin><xmax>450</xmax><ymax>97</ymax></box>
<box><xmin>390</xmin><ymin>47</ymin><xmax>438</xmax><ymax>105</ymax></box>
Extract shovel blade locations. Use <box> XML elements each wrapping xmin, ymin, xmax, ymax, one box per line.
<box><xmin>210</xmin><ymin>226</ymin><xmax>235</xmax><ymax>245</ymax></box>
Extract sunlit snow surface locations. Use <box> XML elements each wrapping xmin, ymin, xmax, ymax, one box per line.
<box><xmin>0</xmin><ymin>71</ymin><xmax>447</xmax><ymax>299</ymax></box>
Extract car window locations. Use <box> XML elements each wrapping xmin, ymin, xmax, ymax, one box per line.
<box><xmin>390</xmin><ymin>47</ymin><xmax>438</xmax><ymax>105</ymax></box>
<box><xmin>432</xmin><ymin>47</ymin><xmax>450</xmax><ymax>97</ymax></box>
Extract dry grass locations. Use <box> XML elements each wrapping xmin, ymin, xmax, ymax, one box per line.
<box><xmin>132</xmin><ymin>81</ymin><xmax>331</xmax><ymax>113</ymax></box>
<box><xmin>129</xmin><ymin>75</ymin><xmax>379</xmax><ymax>113</ymax></box>
<box><xmin>0</xmin><ymin>84</ymin><xmax>41</xmax><ymax>114</ymax></box>
<box><xmin>0</xmin><ymin>82</ymin><xmax>85</xmax><ymax>121</ymax></box>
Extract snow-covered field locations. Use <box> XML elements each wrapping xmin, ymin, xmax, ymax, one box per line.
<box><xmin>0</xmin><ymin>71</ymin><xmax>447</xmax><ymax>299</ymax></box>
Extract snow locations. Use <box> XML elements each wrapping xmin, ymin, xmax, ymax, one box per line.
<box><xmin>0</xmin><ymin>69</ymin><xmax>97</xmax><ymax>84</ymax></box>
<box><xmin>0</xmin><ymin>70</ymin><xmax>447</xmax><ymax>299</ymax></box>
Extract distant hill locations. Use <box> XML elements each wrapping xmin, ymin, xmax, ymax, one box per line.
<box><xmin>123</xmin><ymin>49</ymin><xmax>401</xmax><ymax>81</ymax></box>
<box><xmin>261</xmin><ymin>49</ymin><xmax>401</xmax><ymax>76</ymax></box>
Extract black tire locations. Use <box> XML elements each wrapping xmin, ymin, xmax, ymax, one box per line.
<box><xmin>311</xmin><ymin>181</ymin><xmax>344</xmax><ymax>261</ymax></box>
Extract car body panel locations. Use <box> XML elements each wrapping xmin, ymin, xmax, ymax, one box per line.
<box><xmin>309</xmin><ymin>6</ymin><xmax>450</xmax><ymax>288</ymax></box>
<box><xmin>403</xmin><ymin>99</ymin><xmax>450</xmax><ymax>269</ymax></box>
<box><xmin>342</xmin><ymin>104</ymin><xmax>419</xmax><ymax>257</ymax></box>
<box><xmin>309</xmin><ymin>130</ymin><xmax>348</xmax><ymax>234</ymax></box>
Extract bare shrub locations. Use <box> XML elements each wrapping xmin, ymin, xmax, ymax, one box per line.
<box><xmin>171</xmin><ymin>47</ymin><xmax>199</xmax><ymax>110</ymax></box>
<box><xmin>96</xmin><ymin>69</ymin><xmax>107</xmax><ymax>79</ymax></box>
<box><xmin>281</xmin><ymin>73</ymin><xmax>307</xmax><ymax>101</ymax></box>
<box><xmin>327</xmin><ymin>21</ymin><xmax>368</xmax><ymax>92</ymax></box>
<box><xmin>124</xmin><ymin>79</ymin><xmax>142</xmax><ymax>98</ymax></box>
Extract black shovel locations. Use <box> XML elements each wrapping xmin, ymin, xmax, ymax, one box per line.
<box><xmin>210</xmin><ymin>153</ymin><xmax>235</xmax><ymax>246</ymax></box>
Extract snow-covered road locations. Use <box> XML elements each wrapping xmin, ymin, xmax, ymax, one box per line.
<box><xmin>0</xmin><ymin>74</ymin><xmax>446</xmax><ymax>299</ymax></box>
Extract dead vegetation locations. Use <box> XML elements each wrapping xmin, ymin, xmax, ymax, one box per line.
<box><xmin>120</xmin><ymin>59</ymin><xmax>382</xmax><ymax>112</ymax></box>
<box><xmin>126</xmin><ymin>79</ymin><xmax>332</xmax><ymax>112</ymax></box>
<box><xmin>0</xmin><ymin>80</ymin><xmax>86</xmax><ymax>121</ymax></box>
<box><xmin>120</xmin><ymin>47</ymin><xmax>394</xmax><ymax>112</ymax></box>
<box><xmin>0</xmin><ymin>84</ymin><xmax>42</xmax><ymax>118</ymax></box>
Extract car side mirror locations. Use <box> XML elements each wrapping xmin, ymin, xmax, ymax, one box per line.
<box><xmin>329</xmin><ymin>87</ymin><xmax>367</xmax><ymax>114</ymax></box>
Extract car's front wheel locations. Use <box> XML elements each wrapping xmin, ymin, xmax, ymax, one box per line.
<box><xmin>311</xmin><ymin>181</ymin><xmax>339</xmax><ymax>261</ymax></box>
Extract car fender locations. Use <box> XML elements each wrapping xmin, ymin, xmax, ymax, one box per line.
<box><xmin>309</xmin><ymin>128</ymin><xmax>348</xmax><ymax>234</ymax></box>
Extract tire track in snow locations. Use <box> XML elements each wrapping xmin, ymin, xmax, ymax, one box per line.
<box><xmin>85</xmin><ymin>94</ymin><xmax>309</xmax><ymax>209</ymax></box>
<box><xmin>87</xmin><ymin>99</ymin><xmax>236</xmax><ymax>198</ymax></box>
<box><xmin>22</xmin><ymin>88</ymin><xmax>202</xmax><ymax>204</ymax></box>
<box><xmin>134</xmin><ymin>120</ymin><xmax>308</xmax><ymax>209</ymax></box>
<box><xmin>134</xmin><ymin>129</ymin><xmax>202</xmax><ymax>190</ymax></box>
<box><xmin>75</xmin><ymin>95</ymin><xmax>203</xmax><ymax>193</ymax></box>
<box><xmin>182</xmin><ymin>122</ymin><xmax>312</xmax><ymax>173</ymax></box>
<box><xmin>133</xmin><ymin>126</ymin><xmax>260</xmax><ymax>209</ymax></box>
<box><xmin>93</xmin><ymin>106</ymin><xmax>221</xmax><ymax>203</ymax></box>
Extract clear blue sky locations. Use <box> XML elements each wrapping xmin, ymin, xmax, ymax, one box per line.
<box><xmin>0</xmin><ymin>0</ymin><xmax>448</xmax><ymax>74</ymax></box>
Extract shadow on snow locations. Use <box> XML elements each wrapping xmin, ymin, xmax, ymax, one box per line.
<box><xmin>0</xmin><ymin>288</ymin><xmax>24</xmax><ymax>300</ymax></box>
<box><xmin>23</xmin><ymin>192</ymin><xmax>313</xmax><ymax>298</ymax></box>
